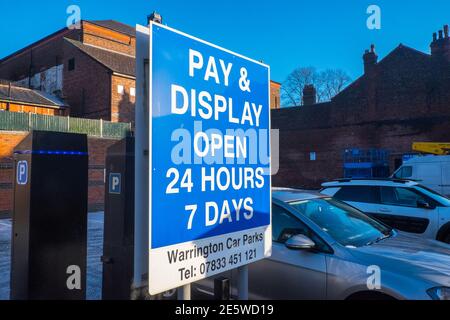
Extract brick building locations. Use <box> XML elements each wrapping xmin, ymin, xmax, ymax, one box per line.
<box><xmin>272</xmin><ymin>25</ymin><xmax>450</xmax><ymax>189</ymax></box>
<box><xmin>270</xmin><ymin>81</ymin><xmax>281</xmax><ymax>109</ymax></box>
<box><xmin>0</xmin><ymin>20</ymin><xmax>136</xmax><ymax>123</ymax></box>
<box><xmin>0</xmin><ymin>19</ymin><xmax>281</xmax><ymax>123</ymax></box>
<box><xmin>0</xmin><ymin>80</ymin><xmax>67</xmax><ymax>115</ymax></box>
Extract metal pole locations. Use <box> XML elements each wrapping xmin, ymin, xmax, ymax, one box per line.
<box><xmin>238</xmin><ymin>265</ymin><xmax>249</xmax><ymax>300</ymax></box>
<box><xmin>133</xmin><ymin>24</ymin><xmax>151</xmax><ymax>299</ymax></box>
<box><xmin>214</xmin><ymin>277</ymin><xmax>230</xmax><ymax>300</ymax></box>
<box><xmin>177</xmin><ymin>284</ymin><xmax>191</xmax><ymax>300</ymax></box>
<box><xmin>133</xmin><ymin>30</ymin><xmax>146</xmax><ymax>293</ymax></box>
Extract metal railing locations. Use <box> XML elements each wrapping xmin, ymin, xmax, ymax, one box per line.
<box><xmin>0</xmin><ymin>110</ymin><xmax>132</xmax><ymax>138</ymax></box>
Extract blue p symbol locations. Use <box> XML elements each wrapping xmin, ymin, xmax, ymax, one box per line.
<box><xmin>109</xmin><ymin>173</ymin><xmax>121</xmax><ymax>194</ymax></box>
<box><xmin>17</xmin><ymin>161</ymin><xmax>28</xmax><ymax>185</ymax></box>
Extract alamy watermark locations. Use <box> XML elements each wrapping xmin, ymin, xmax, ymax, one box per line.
<box><xmin>367</xmin><ymin>265</ymin><xmax>382</xmax><ymax>290</ymax></box>
<box><xmin>66</xmin><ymin>5</ymin><xmax>81</xmax><ymax>30</ymax></box>
<box><xmin>170</xmin><ymin>123</ymin><xmax>279</xmax><ymax>176</ymax></box>
<box><xmin>367</xmin><ymin>4</ymin><xmax>381</xmax><ymax>30</ymax></box>
<box><xmin>66</xmin><ymin>265</ymin><xmax>82</xmax><ymax>290</ymax></box>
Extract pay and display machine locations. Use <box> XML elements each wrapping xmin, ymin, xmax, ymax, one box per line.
<box><xmin>11</xmin><ymin>131</ymin><xmax>88</xmax><ymax>300</ymax></box>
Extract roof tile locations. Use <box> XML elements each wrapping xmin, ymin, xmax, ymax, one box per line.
<box><xmin>87</xmin><ymin>20</ymin><xmax>136</xmax><ymax>37</ymax></box>
<box><xmin>0</xmin><ymin>82</ymin><xmax>67</xmax><ymax>108</ymax></box>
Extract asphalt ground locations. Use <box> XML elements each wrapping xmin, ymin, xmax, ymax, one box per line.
<box><xmin>0</xmin><ymin>213</ymin><xmax>104</xmax><ymax>300</ymax></box>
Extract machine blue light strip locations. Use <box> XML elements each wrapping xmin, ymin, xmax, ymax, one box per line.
<box><xmin>14</xmin><ymin>150</ymin><xmax>88</xmax><ymax>156</ymax></box>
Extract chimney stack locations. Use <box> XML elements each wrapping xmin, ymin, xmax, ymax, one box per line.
<box><xmin>148</xmin><ymin>11</ymin><xmax>163</xmax><ymax>24</ymax></box>
<box><xmin>363</xmin><ymin>44</ymin><xmax>378</xmax><ymax>74</ymax></box>
<box><xmin>302</xmin><ymin>85</ymin><xmax>317</xmax><ymax>106</ymax></box>
<box><xmin>431</xmin><ymin>24</ymin><xmax>450</xmax><ymax>59</ymax></box>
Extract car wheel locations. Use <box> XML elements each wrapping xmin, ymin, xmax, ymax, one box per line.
<box><xmin>347</xmin><ymin>291</ymin><xmax>396</xmax><ymax>300</ymax></box>
<box><xmin>442</xmin><ymin>232</ymin><xmax>450</xmax><ymax>244</ymax></box>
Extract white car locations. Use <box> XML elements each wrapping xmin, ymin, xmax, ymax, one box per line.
<box><xmin>321</xmin><ymin>179</ymin><xmax>450</xmax><ymax>243</ymax></box>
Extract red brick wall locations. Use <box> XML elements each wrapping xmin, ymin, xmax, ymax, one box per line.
<box><xmin>0</xmin><ymin>21</ymin><xmax>136</xmax><ymax>83</ymax></box>
<box><xmin>272</xmin><ymin>46</ymin><xmax>450</xmax><ymax>189</ymax></box>
<box><xmin>0</xmin><ymin>132</ymin><xmax>24</xmax><ymax>161</ymax></box>
<box><xmin>0</xmin><ymin>131</ymin><xmax>119</xmax><ymax>217</ymax></box>
<box><xmin>272</xmin><ymin>117</ymin><xmax>450</xmax><ymax>189</ymax></box>
<box><xmin>111</xmin><ymin>76</ymin><xmax>136</xmax><ymax>125</ymax></box>
<box><xmin>0</xmin><ymin>102</ymin><xmax>67</xmax><ymax>115</ymax></box>
<box><xmin>0</xmin><ymin>29</ymin><xmax>80</xmax><ymax>82</ymax></box>
<box><xmin>63</xmin><ymin>40</ymin><xmax>112</xmax><ymax>119</ymax></box>
<box><xmin>82</xmin><ymin>21</ymin><xmax>135</xmax><ymax>56</ymax></box>
<box><xmin>86</xmin><ymin>138</ymin><xmax>119</xmax><ymax>212</ymax></box>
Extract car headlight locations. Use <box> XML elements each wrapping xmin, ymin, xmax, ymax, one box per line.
<box><xmin>427</xmin><ymin>287</ymin><xmax>450</xmax><ymax>300</ymax></box>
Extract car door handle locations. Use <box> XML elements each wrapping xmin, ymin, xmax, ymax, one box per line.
<box><xmin>379</xmin><ymin>208</ymin><xmax>391</xmax><ymax>213</ymax></box>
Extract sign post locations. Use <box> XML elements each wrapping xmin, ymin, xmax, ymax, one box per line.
<box><xmin>238</xmin><ymin>265</ymin><xmax>249</xmax><ymax>300</ymax></box>
<box><xmin>142</xmin><ymin>22</ymin><xmax>272</xmax><ymax>297</ymax></box>
<box><xmin>177</xmin><ymin>284</ymin><xmax>191</xmax><ymax>301</ymax></box>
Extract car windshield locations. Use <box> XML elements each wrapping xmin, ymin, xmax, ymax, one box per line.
<box><xmin>414</xmin><ymin>185</ymin><xmax>450</xmax><ymax>206</ymax></box>
<box><xmin>289</xmin><ymin>198</ymin><xmax>392</xmax><ymax>248</ymax></box>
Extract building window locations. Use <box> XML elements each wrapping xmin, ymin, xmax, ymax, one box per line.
<box><xmin>130</xmin><ymin>87</ymin><xmax>136</xmax><ymax>97</ymax></box>
<box><xmin>68</xmin><ymin>58</ymin><xmax>75</xmax><ymax>71</ymax></box>
<box><xmin>117</xmin><ymin>85</ymin><xmax>124</xmax><ymax>95</ymax></box>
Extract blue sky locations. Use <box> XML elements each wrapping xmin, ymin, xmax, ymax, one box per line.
<box><xmin>1</xmin><ymin>0</ymin><xmax>449</xmax><ymax>83</ymax></box>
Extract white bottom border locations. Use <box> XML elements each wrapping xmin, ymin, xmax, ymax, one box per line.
<box><xmin>148</xmin><ymin>225</ymin><xmax>272</xmax><ymax>295</ymax></box>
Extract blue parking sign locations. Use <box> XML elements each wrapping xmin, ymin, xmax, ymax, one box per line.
<box><xmin>109</xmin><ymin>173</ymin><xmax>121</xmax><ymax>194</ymax></box>
<box><xmin>146</xmin><ymin>22</ymin><xmax>272</xmax><ymax>294</ymax></box>
<box><xmin>17</xmin><ymin>161</ymin><xmax>28</xmax><ymax>185</ymax></box>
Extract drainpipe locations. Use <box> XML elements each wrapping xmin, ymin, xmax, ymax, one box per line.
<box><xmin>7</xmin><ymin>82</ymin><xmax>11</xmax><ymax>111</ymax></box>
<box><xmin>28</xmin><ymin>49</ymin><xmax>33</xmax><ymax>88</ymax></box>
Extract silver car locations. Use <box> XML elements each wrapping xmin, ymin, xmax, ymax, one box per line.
<box><xmin>194</xmin><ymin>188</ymin><xmax>450</xmax><ymax>300</ymax></box>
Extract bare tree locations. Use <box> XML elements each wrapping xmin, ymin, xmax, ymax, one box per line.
<box><xmin>281</xmin><ymin>67</ymin><xmax>317</xmax><ymax>106</ymax></box>
<box><xmin>318</xmin><ymin>69</ymin><xmax>352</xmax><ymax>102</ymax></box>
<box><xmin>281</xmin><ymin>67</ymin><xmax>351</xmax><ymax>107</ymax></box>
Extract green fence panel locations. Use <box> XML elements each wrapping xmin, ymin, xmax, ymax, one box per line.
<box><xmin>0</xmin><ymin>110</ymin><xmax>131</xmax><ymax>138</ymax></box>
<box><xmin>0</xmin><ymin>111</ymin><xmax>29</xmax><ymax>131</ymax></box>
<box><xmin>102</xmin><ymin>121</ymin><xmax>131</xmax><ymax>138</ymax></box>
<box><xmin>69</xmin><ymin>117</ymin><xmax>102</xmax><ymax>137</ymax></box>
<box><xmin>30</xmin><ymin>113</ymin><xmax>68</xmax><ymax>132</ymax></box>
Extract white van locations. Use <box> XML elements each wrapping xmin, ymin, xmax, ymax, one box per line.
<box><xmin>392</xmin><ymin>155</ymin><xmax>450</xmax><ymax>197</ymax></box>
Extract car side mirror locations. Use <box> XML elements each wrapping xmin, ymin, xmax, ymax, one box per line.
<box><xmin>285</xmin><ymin>234</ymin><xmax>316</xmax><ymax>250</ymax></box>
<box><xmin>417</xmin><ymin>199</ymin><xmax>435</xmax><ymax>210</ymax></box>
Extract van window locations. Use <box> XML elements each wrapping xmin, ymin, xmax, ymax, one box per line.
<box><xmin>394</xmin><ymin>166</ymin><xmax>412</xmax><ymax>179</ymax></box>
<box><xmin>334</xmin><ymin>186</ymin><xmax>379</xmax><ymax>203</ymax></box>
